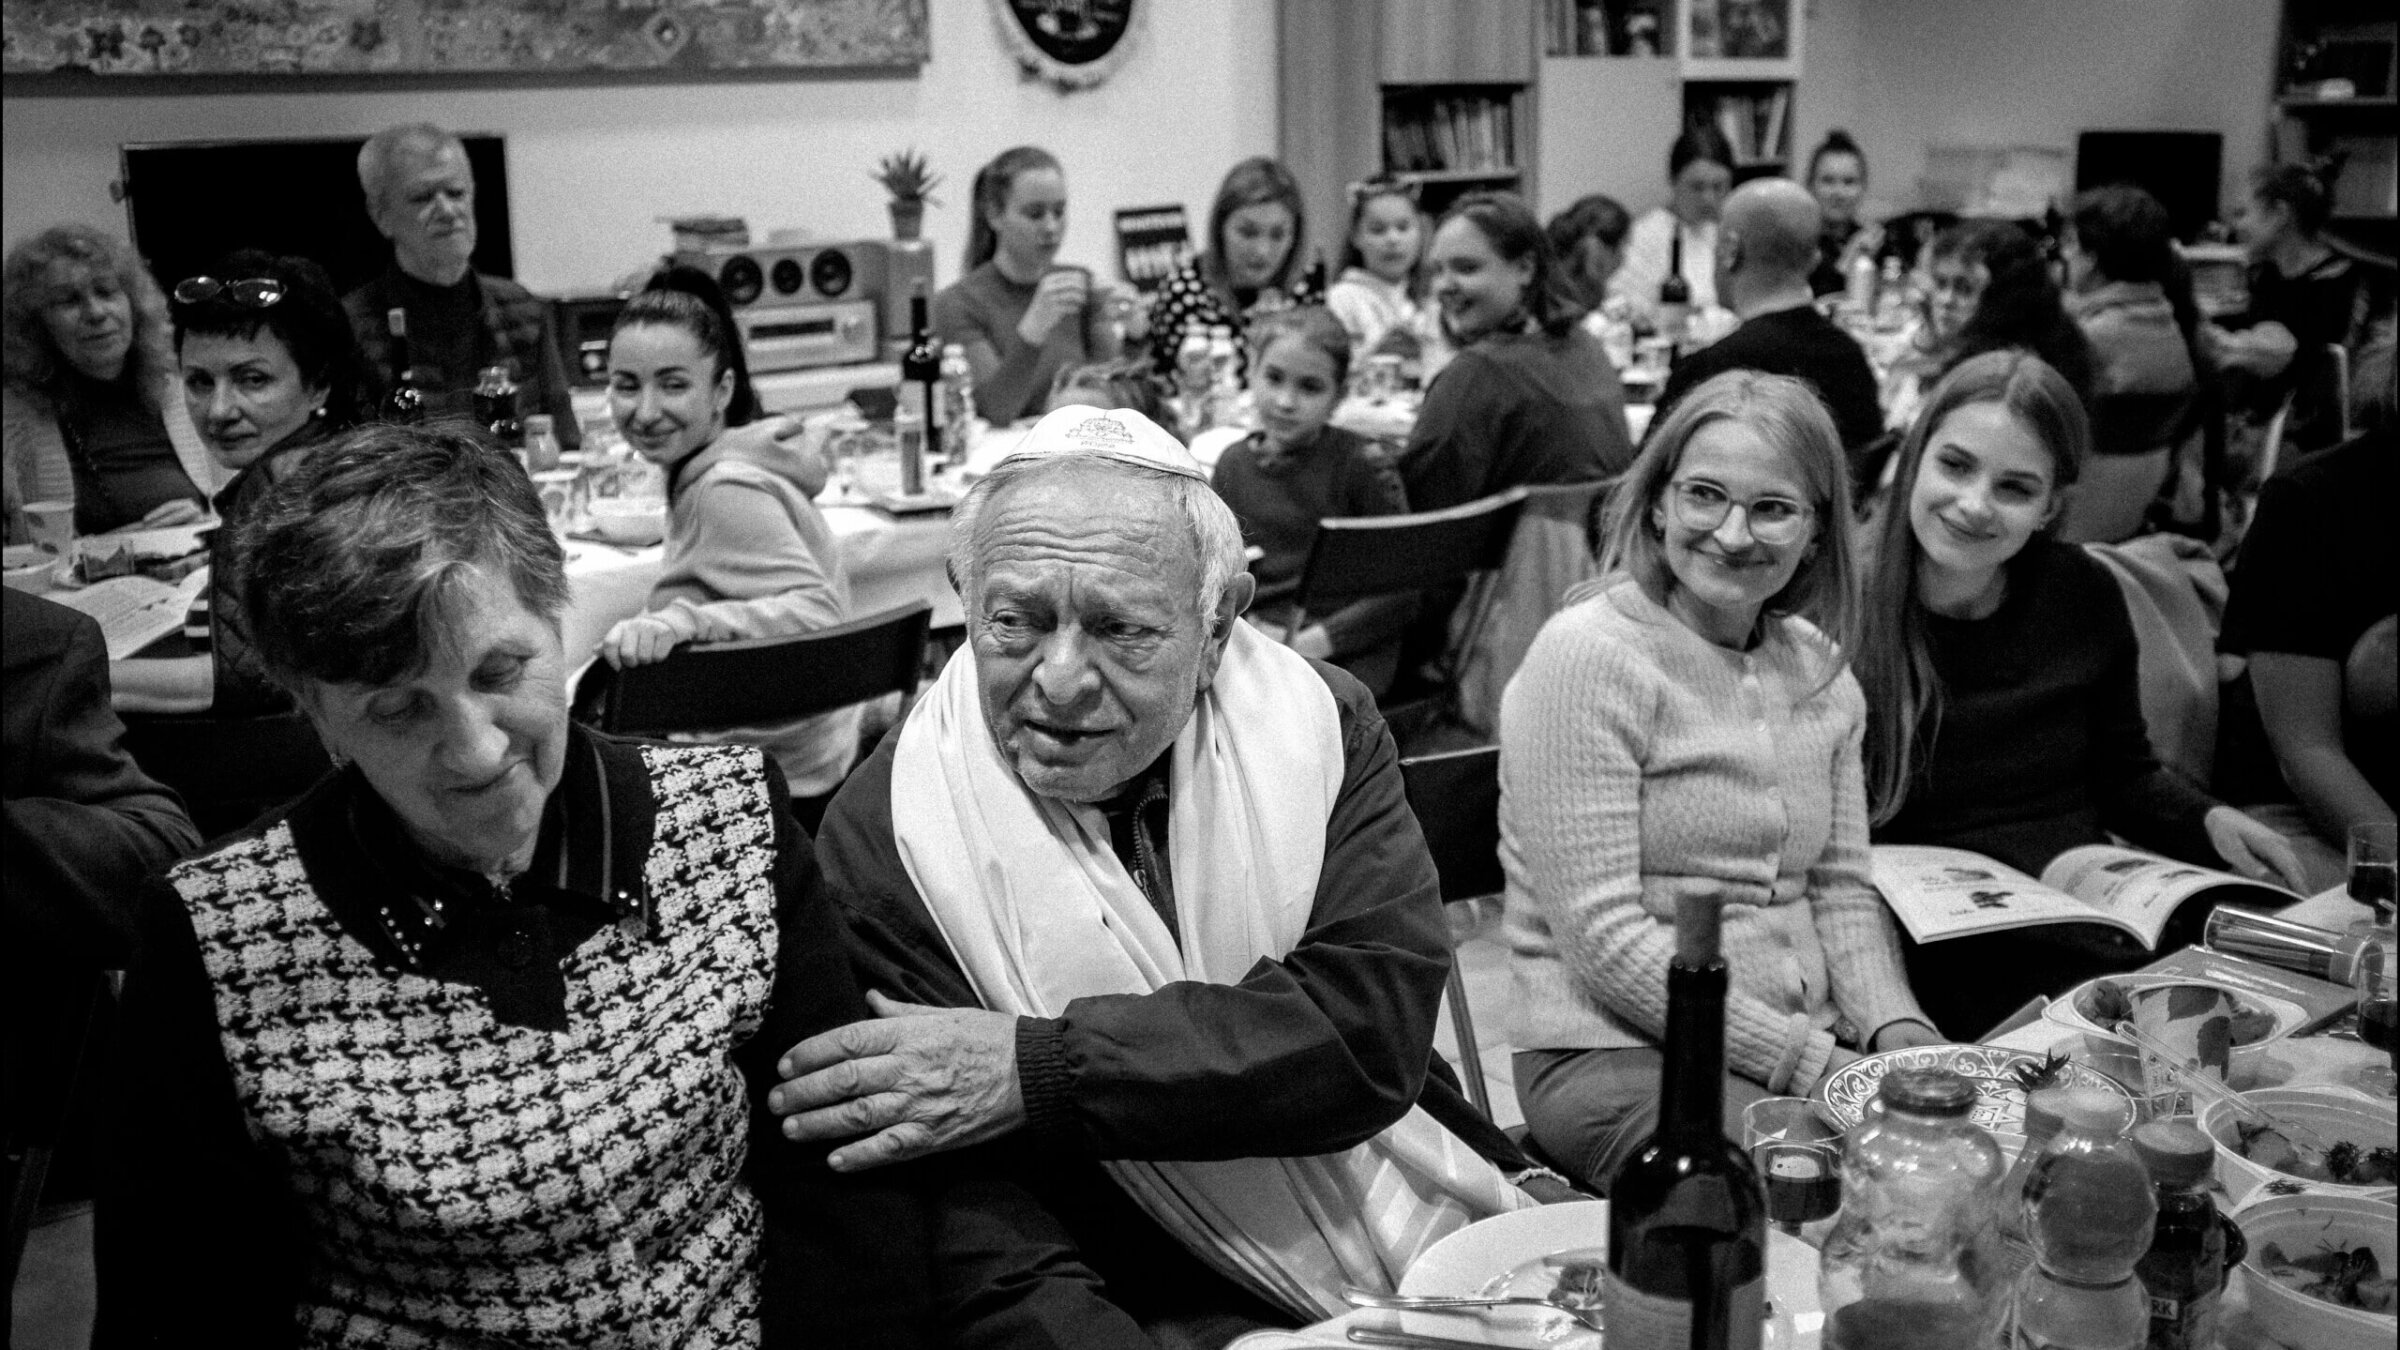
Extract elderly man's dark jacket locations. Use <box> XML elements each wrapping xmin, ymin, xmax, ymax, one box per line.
<box><xmin>342</xmin><ymin>265</ymin><xmax>580</xmax><ymax>448</ymax></box>
<box><xmin>819</xmin><ymin>658</ymin><xmax>1533</xmax><ymax>1342</ymax></box>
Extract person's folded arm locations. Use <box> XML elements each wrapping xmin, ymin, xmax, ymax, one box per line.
<box><xmin>93</xmin><ymin>876</ymin><xmax>305</xmax><ymax>1349</ymax></box>
<box><xmin>6</xmin><ymin>613</ymin><xmax>199</xmax><ymax>962</ymax></box>
<box><xmin>1504</xmin><ymin>629</ymin><xmax>1837</xmax><ymax>1095</ymax></box>
<box><xmin>654</xmin><ymin>479</ymin><xmax>847</xmax><ymax>643</ymax></box>
<box><xmin>1807</xmin><ymin>695</ymin><xmax>1936</xmax><ymax>1049</ymax></box>
<box><xmin>735</xmin><ymin>765</ymin><xmax>940</xmax><ymax>1349</ymax></box>
<box><xmin>2251</xmin><ymin>650</ymin><xmax>2393</xmax><ymax>843</ymax></box>
<box><xmin>1015</xmin><ymin>687</ymin><xmax>1451</xmax><ymax>1160</ymax></box>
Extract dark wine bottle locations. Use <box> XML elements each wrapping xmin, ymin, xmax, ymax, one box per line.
<box><xmin>900</xmin><ymin>284</ymin><xmax>941</xmax><ymax>496</ymax></box>
<box><xmin>1658</xmin><ymin>227</ymin><xmax>1693</xmax><ymax>365</ymax></box>
<box><xmin>1603</xmin><ymin>894</ymin><xmax>1768</xmax><ymax>1350</ymax></box>
<box><xmin>382</xmin><ymin>307</ymin><xmax>425</xmax><ymax>425</ymax></box>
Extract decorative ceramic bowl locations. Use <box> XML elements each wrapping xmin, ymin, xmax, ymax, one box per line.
<box><xmin>1815</xmin><ymin>1043</ymin><xmax>2134</xmax><ymax>1153</ymax></box>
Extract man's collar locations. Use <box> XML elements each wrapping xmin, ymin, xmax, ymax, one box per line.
<box><xmin>1092</xmin><ymin>751</ymin><xmax>1173</xmax><ymax>818</ymax></box>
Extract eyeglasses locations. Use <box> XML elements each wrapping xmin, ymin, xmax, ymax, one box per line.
<box><xmin>1666</xmin><ymin>480</ymin><xmax>1813</xmax><ymax>545</ymax></box>
<box><xmin>172</xmin><ymin>276</ymin><xmax>285</xmax><ymax>308</ymax></box>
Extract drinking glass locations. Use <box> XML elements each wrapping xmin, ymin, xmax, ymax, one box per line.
<box><xmin>2353</xmin><ymin>923</ymin><xmax>2397</xmax><ymax>1098</ymax></box>
<box><xmin>1742</xmin><ymin>1096</ymin><xmax>1843</xmax><ymax>1237</ymax></box>
<box><xmin>2349</xmin><ymin>821</ymin><xmax>2398</xmax><ymax>937</ymax></box>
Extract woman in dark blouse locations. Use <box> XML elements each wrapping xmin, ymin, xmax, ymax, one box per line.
<box><xmin>1401</xmin><ymin>192</ymin><xmax>1633</xmax><ymax>510</ymax></box>
<box><xmin>2</xmin><ymin>224</ymin><xmax>217</xmax><ymax>538</ymax></box>
<box><xmin>2208</xmin><ymin>162</ymin><xmax>2369</xmax><ymax>454</ymax></box>
<box><xmin>1856</xmin><ymin>352</ymin><xmax>2307</xmax><ymax>1036</ymax></box>
<box><xmin>108</xmin><ymin>251</ymin><xmax>365</xmax><ymax>717</ymax></box>
<box><xmin>1146</xmin><ymin>157</ymin><xmax>1323</xmax><ymax>376</ymax></box>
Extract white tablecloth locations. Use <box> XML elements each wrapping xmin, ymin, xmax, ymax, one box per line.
<box><xmin>560</xmin><ymin>502</ymin><xmax>957</xmax><ymax>667</ymax></box>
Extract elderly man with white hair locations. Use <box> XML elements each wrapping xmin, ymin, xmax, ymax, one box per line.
<box><xmin>339</xmin><ymin>123</ymin><xmax>579</xmax><ymax>447</ymax></box>
<box><xmin>772</xmin><ymin>406</ymin><xmax>1554</xmax><ymax>1345</ymax></box>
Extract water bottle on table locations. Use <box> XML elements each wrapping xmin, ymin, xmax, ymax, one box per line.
<box><xmin>2009</xmin><ymin>1096</ymin><xmax>2155</xmax><ymax>1350</ymax></box>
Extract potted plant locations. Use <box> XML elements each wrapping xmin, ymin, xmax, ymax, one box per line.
<box><xmin>873</xmin><ymin>149</ymin><xmax>942</xmax><ymax>242</ymax></box>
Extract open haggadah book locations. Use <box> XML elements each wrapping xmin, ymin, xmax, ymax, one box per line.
<box><xmin>1872</xmin><ymin>843</ymin><xmax>2302</xmax><ymax>948</ymax></box>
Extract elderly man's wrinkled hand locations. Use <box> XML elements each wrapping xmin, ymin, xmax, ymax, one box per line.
<box><xmin>769</xmin><ymin>991</ymin><xmax>1025</xmax><ymax>1171</ymax></box>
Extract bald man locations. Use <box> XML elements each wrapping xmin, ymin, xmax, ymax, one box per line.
<box><xmin>1656</xmin><ymin>177</ymin><xmax>1884</xmax><ymax>481</ymax></box>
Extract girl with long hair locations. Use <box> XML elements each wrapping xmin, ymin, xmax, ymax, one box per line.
<box><xmin>933</xmin><ymin>145</ymin><xmax>1119</xmax><ymax>424</ymax></box>
<box><xmin>1856</xmin><ymin>351</ymin><xmax>2306</xmax><ymax>1034</ymax></box>
<box><xmin>1144</xmin><ymin>156</ymin><xmax>1321</xmax><ymax>376</ymax></box>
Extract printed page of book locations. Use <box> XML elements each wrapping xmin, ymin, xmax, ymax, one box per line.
<box><xmin>2037</xmin><ymin>843</ymin><xmax>2294</xmax><ymax>948</ymax></box>
<box><xmin>46</xmin><ymin>569</ymin><xmax>209</xmax><ymax>661</ymax></box>
<box><xmin>1870</xmin><ymin>844</ymin><xmax>2112</xmax><ymax>943</ymax></box>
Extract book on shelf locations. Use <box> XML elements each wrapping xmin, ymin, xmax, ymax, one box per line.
<box><xmin>1544</xmin><ymin>0</ymin><xmax>1670</xmax><ymax>57</ymax></box>
<box><xmin>1871</xmin><ymin>842</ymin><xmax>2301</xmax><ymax>950</ymax></box>
<box><xmin>1383</xmin><ymin>95</ymin><xmax>1517</xmax><ymax>173</ymax></box>
<box><xmin>1694</xmin><ymin>86</ymin><xmax>1791</xmax><ymax>166</ymax></box>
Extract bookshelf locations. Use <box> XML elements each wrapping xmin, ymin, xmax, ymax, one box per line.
<box><xmin>1278</xmin><ymin>0</ymin><xmax>1537</xmax><ymax>267</ymax></box>
<box><xmin>2271</xmin><ymin>0</ymin><xmax>2397</xmax><ymax>260</ymax></box>
<box><xmin>1537</xmin><ymin>0</ymin><xmax>1800</xmax><ymax>215</ymax></box>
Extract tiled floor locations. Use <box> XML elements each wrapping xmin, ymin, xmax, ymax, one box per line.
<box><xmin>1434</xmin><ymin>898</ymin><xmax>1523</xmax><ymax>1130</ymax></box>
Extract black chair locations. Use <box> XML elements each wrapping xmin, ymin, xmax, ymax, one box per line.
<box><xmin>1286</xmin><ymin>490</ymin><xmax>1528</xmax><ymax>640</ymax></box>
<box><xmin>119</xmin><ymin>711</ymin><xmax>336</xmax><ymax>840</ymax></box>
<box><xmin>1397</xmin><ymin>743</ymin><xmax>1506</xmax><ymax>1118</ymax></box>
<box><xmin>573</xmin><ymin>601</ymin><xmax>933</xmax><ymax>736</ymax></box>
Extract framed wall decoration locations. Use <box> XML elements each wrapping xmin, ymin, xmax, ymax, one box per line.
<box><xmin>0</xmin><ymin>0</ymin><xmax>930</xmax><ymax>79</ymax></box>
<box><xmin>989</xmin><ymin>0</ymin><xmax>1138</xmax><ymax>91</ymax></box>
<box><xmin>1680</xmin><ymin>0</ymin><xmax>1801</xmax><ymax>80</ymax></box>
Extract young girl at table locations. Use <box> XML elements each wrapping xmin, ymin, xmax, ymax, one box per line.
<box><xmin>1209</xmin><ymin>307</ymin><xmax>1413</xmax><ymax>695</ymax></box>
<box><xmin>1324</xmin><ymin>175</ymin><xmax>1447</xmax><ymax>376</ymax></box>
<box><xmin>1856</xmin><ymin>351</ymin><xmax>2307</xmax><ymax>1037</ymax></box>
<box><xmin>597</xmin><ymin>288</ymin><xmax>857</xmax><ymax>818</ymax></box>
<box><xmin>1501</xmin><ymin>370</ymin><xmax>1940</xmax><ymax>1192</ymax></box>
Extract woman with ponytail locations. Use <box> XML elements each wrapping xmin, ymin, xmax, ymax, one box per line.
<box><xmin>932</xmin><ymin>145</ymin><xmax>1119</xmax><ymax>424</ymax></box>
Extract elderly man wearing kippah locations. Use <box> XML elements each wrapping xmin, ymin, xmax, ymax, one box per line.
<box><xmin>771</xmin><ymin>406</ymin><xmax>1557</xmax><ymax>1347</ymax></box>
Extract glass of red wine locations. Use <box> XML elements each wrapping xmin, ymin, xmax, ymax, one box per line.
<box><xmin>2350</xmin><ymin>821</ymin><xmax>2397</xmax><ymax>935</ymax></box>
<box><xmin>2352</xmin><ymin>923</ymin><xmax>2397</xmax><ymax>1099</ymax></box>
<box><xmin>1743</xmin><ymin>1096</ymin><xmax>1843</xmax><ymax>1237</ymax></box>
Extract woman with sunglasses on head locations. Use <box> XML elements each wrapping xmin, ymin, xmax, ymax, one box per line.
<box><xmin>1500</xmin><ymin>371</ymin><xmax>1939</xmax><ymax>1191</ymax></box>
<box><xmin>3</xmin><ymin>224</ymin><xmax>220</xmax><ymax>540</ymax></box>
<box><xmin>1855</xmin><ymin>352</ymin><xmax>2307</xmax><ymax>1037</ymax></box>
<box><xmin>108</xmin><ymin>252</ymin><xmax>366</xmax><ymax>717</ymax></box>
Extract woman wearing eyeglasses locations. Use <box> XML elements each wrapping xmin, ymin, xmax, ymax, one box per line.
<box><xmin>1498</xmin><ymin>370</ymin><xmax>1939</xmax><ymax>1191</ymax></box>
<box><xmin>1855</xmin><ymin>352</ymin><xmax>2308</xmax><ymax>1037</ymax></box>
<box><xmin>3</xmin><ymin>224</ymin><xmax>221</xmax><ymax>540</ymax></box>
<box><xmin>108</xmin><ymin>252</ymin><xmax>366</xmax><ymax>716</ymax></box>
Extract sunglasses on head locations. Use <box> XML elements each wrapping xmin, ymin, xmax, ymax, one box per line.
<box><xmin>172</xmin><ymin>276</ymin><xmax>285</xmax><ymax>308</ymax></box>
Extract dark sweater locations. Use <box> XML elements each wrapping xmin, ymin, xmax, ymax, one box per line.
<box><xmin>1210</xmin><ymin>426</ymin><xmax>1413</xmax><ymax>673</ymax></box>
<box><xmin>58</xmin><ymin>370</ymin><xmax>202</xmax><ymax>535</ymax></box>
<box><xmin>1400</xmin><ymin>326</ymin><xmax>1633</xmax><ymax>511</ymax></box>
<box><xmin>1658</xmin><ymin>302</ymin><xmax>1884</xmax><ymax>462</ymax></box>
<box><xmin>931</xmin><ymin>261</ymin><xmax>1110</xmax><ymax>424</ymax></box>
<box><xmin>1881</xmin><ymin>537</ymin><xmax>2225</xmax><ymax>1037</ymax></box>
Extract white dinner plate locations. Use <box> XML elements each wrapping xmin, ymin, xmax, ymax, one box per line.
<box><xmin>1398</xmin><ymin>1200</ymin><xmax>1822</xmax><ymax>1347</ymax></box>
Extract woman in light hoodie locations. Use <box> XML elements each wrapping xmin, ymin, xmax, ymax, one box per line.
<box><xmin>599</xmin><ymin>287</ymin><xmax>857</xmax><ymax>824</ymax></box>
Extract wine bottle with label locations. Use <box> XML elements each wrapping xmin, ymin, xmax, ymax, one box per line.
<box><xmin>382</xmin><ymin>307</ymin><xmax>425</xmax><ymax>424</ymax></box>
<box><xmin>1658</xmin><ymin>228</ymin><xmax>1692</xmax><ymax>364</ymax></box>
<box><xmin>900</xmin><ymin>283</ymin><xmax>942</xmax><ymax>496</ymax></box>
<box><xmin>1603</xmin><ymin>892</ymin><xmax>1768</xmax><ymax>1350</ymax></box>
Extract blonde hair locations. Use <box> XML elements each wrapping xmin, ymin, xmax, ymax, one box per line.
<box><xmin>2</xmin><ymin>224</ymin><xmax>174</xmax><ymax>414</ymax></box>
<box><xmin>1597</xmin><ymin>369</ymin><xmax>1859</xmax><ymax>675</ymax></box>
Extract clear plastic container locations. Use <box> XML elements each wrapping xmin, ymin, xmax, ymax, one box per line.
<box><xmin>1819</xmin><ymin>1068</ymin><xmax>2009</xmax><ymax>1350</ymax></box>
<box><xmin>2010</xmin><ymin>1096</ymin><xmax>2156</xmax><ymax>1350</ymax></box>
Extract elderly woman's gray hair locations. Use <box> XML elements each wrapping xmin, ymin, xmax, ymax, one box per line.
<box><xmin>356</xmin><ymin>123</ymin><xmax>467</xmax><ymax>214</ymax></box>
<box><xmin>948</xmin><ymin>453</ymin><xmax>1249</xmax><ymax>620</ymax></box>
<box><xmin>239</xmin><ymin>422</ymin><xmax>567</xmax><ymax>690</ymax></box>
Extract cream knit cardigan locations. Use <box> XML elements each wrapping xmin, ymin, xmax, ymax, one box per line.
<box><xmin>1497</xmin><ymin>578</ymin><xmax>1929</xmax><ymax>1096</ymax></box>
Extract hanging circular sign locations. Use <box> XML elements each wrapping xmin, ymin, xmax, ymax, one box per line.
<box><xmin>990</xmin><ymin>0</ymin><xmax>1140</xmax><ymax>90</ymax></box>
